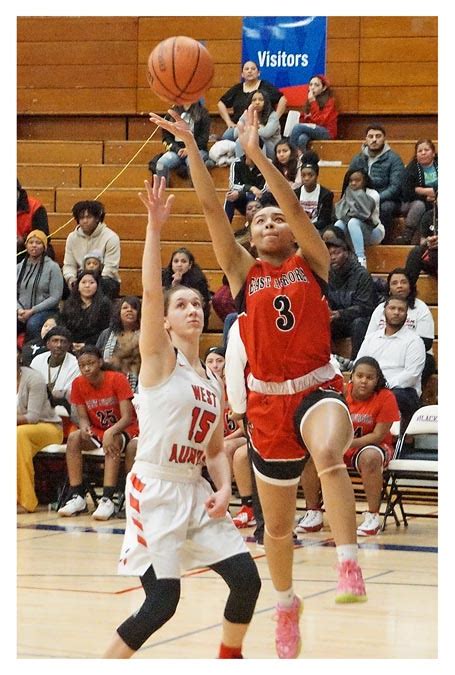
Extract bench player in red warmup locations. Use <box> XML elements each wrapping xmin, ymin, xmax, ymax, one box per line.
<box><xmin>150</xmin><ymin>105</ymin><xmax>367</xmax><ymax>659</ymax></box>
<box><xmin>103</xmin><ymin>176</ymin><xmax>260</xmax><ymax>659</ymax></box>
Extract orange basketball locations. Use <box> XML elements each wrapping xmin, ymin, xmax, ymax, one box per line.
<box><xmin>147</xmin><ymin>36</ymin><xmax>214</xmax><ymax>105</ymax></box>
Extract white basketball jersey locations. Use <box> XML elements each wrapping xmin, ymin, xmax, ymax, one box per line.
<box><xmin>134</xmin><ymin>350</ymin><xmax>222</xmax><ymax>471</ymax></box>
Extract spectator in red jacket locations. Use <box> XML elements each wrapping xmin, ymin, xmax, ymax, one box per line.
<box><xmin>289</xmin><ymin>74</ymin><xmax>338</xmax><ymax>153</ymax></box>
<box><xmin>17</xmin><ymin>179</ymin><xmax>54</xmax><ymax>262</ymax></box>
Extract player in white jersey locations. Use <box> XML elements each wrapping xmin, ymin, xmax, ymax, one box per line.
<box><xmin>103</xmin><ymin>176</ymin><xmax>260</xmax><ymax>659</ymax></box>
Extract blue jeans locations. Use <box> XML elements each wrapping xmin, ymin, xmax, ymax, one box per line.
<box><xmin>290</xmin><ymin>123</ymin><xmax>331</xmax><ymax>151</ymax></box>
<box><xmin>18</xmin><ymin>309</ymin><xmax>56</xmax><ymax>341</ymax></box>
<box><xmin>334</xmin><ymin>218</ymin><xmax>385</xmax><ymax>259</ymax></box>
<box><xmin>222</xmin><ymin>127</ymin><xmax>236</xmax><ymax>142</ymax></box>
<box><xmin>156</xmin><ymin>149</ymin><xmax>208</xmax><ymax>185</ymax></box>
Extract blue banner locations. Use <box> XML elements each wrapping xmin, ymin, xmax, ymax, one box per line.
<box><xmin>242</xmin><ymin>16</ymin><xmax>327</xmax><ymax>106</ymax></box>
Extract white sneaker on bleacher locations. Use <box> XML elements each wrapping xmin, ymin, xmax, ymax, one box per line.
<box><xmin>58</xmin><ymin>494</ymin><xmax>87</xmax><ymax>517</ymax></box>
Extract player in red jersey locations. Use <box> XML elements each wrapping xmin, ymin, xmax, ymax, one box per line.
<box><xmin>58</xmin><ymin>345</ymin><xmax>139</xmax><ymax>520</ymax></box>
<box><xmin>298</xmin><ymin>356</ymin><xmax>400</xmax><ymax>537</ymax></box>
<box><xmin>150</xmin><ymin>106</ymin><xmax>367</xmax><ymax>659</ymax></box>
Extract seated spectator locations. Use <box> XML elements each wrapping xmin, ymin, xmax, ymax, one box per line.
<box><xmin>398</xmin><ymin>139</ymin><xmax>438</xmax><ymax>244</ymax></box>
<box><xmin>212</xmin><ymin>274</ymin><xmax>237</xmax><ymax>325</ymax></box>
<box><xmin>321</xmin><ymin>224</ymin><xmax>352</xmax><ymax>245</ymax></box>
<box><xmin>217</xmin><ymin>60</ymin><xmax>287</xmax><ymax>141</ymax></box>
<box><xmin>21</xmin><ymin>313</ymin><xmax>58</xmax><ymax>366</ymax></box>
<box><xmin>96</xmin><ymin>296</ymin><xmax>142</xmax><ymax>393</ymax></box>
<box><xmin>348</xmin><ymin>124</ymin><xmax>405</xmax><ymax>241</ymax></box>
<box><xmin>294</xmin><ymin>156</ymin><xmax>334</xmax><ymax>233</ymax></box>
<box><xmin>271</xmin><ymin>138</ymin><xmax>300</xmax><ymax>186</ymax></box>
<box><xmin>224</xmin><ymin>151</ymin><xmax>266</xmax><ymax>223</ymax></box>
<box><xmin>204</xmin><ymin>347</ymin><xmax>255</xmax><ymax>530</ymax></box>
<box><xmin>296</xmin><ymin>357</ymin><xmax>400</xmax><ymax>537</ymax></box>
<box><xmin>57</xmin><ymin>345</ymin><xmax>138</xmax><ymax>520</ymax></box>
<box><xmin>405</xmin><ymin>202</ymin><xmax>438</xmax><ymax>284</ymax></box>
<box><xmin>366</xmin><ymin>267</ymin><xmax>435</xmax><ymax>390</ymax></box>
<box><xmin>62</xmin><ymin>200</ymin><xmax>121</xmax><ymax>298</ymax></box>
<box><xmin>152</xmin><ymin>102</ymin><xmax>211</xmax><ymax>185</ymax></box>
<box><xmin>161</xmin><ymin>247</ymin><xmax>212</xmax><ymax>330</ymax></box>
<box><xmin>30</xmin><ymin>326</ymin><xmax>79</xmax><ymax>417</ymax></box>
<box><xmin>17</xmin><ymin>348</ymin><xmax>63</xmax><ymax>513</ymax></box>
<box><xmin>334</xmin><ymin>168</ymin><xmax>385</xmax><ymax>267</ymax></box>
<box><xmin>326</xmin><ymin>236</ymin><xmax>378</xmax><ymax>361</ymax></box>
<box><xmin>60</xmin><ymin>271</ymin><xmax>112</xmax><ymax>353</ymax></box>
<box><xmin>234</xmin><ymin>91</ymin><xmax>281</xmax><ymax>159</ymax></box>
<box><xmin>356</xmin><ymin>297</ymin><xmax>426</xmax><ymax>433</ymax></box>
<box><xmin>17</xmin><ymin>230</ymin><xmax>64</xmax><ymax>340</ymax></box>
<box><xmin>231</xmin><ymin>199</ymin><xmax>261</xmax><ymax>251</ymax></box>
<box><xmin>289</xmin><ymin>74</ymin><xmax>338</xmax><ymax>153</ymax></box>
<box><xmin>82</xmin><ymin>250</ymin><xmax>119</xmax><ymax>300</ymax></box>
<box><xmin>17</xmin><ymin>179</ymin><xmax>54</xmax><ymax>262</ymax></box>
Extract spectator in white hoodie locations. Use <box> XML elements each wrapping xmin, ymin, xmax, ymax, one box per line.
<box><xmin>62</xmin><ymin>200</ymin><xmax>121</xmax><ymax>298</ymax></box>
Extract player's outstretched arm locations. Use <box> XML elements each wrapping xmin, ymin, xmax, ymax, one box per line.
<box><xmin>238</xmin><ymin>106</ymin><xmax>330</xmax><ymax>281</ymax></box>
<box><xmin>138</xmin><ymin>176</ymin><xmax>177</xmax><ymax>387</ymax></box>
<box><xmin>149</xmin><ymin>111</ymin><xmax>254</xmax><ymax>297</ymax></box>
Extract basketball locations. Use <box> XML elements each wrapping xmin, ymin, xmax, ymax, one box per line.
<box><xmin>147</xmin><ymin>36</ymin><xmax>214</xmax><ymax>105</ymax></box>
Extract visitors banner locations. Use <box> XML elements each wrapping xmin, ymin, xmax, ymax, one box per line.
<box><xmin>242</xmin><ymin>16</ymin><xmax>327</xmax><ymax>106</ymax></box>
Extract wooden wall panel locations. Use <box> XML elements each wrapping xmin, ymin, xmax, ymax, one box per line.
<box><xmin>17</xmin><ymin>16</ymin><xmax>138</xmax><ymax>42</ymax></box>
<box><xmin>16</xmin><ymin>15</ymin><xmax>438</xmax><ymax>118</ymax></box>
<box><xmin>360</xmin><ymin>16</ymin><xmax>437</xmax><ymax>37</ymax></box>
<box><xmin>360</xmin><ymin>37</ymin><xmax>437</xmax><ymax>62</ymax></box>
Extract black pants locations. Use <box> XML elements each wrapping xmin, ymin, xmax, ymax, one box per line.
<box><xmin>391</xmin><ymin>387</ymin><xmax>421</xmax><ymax>434</ymax></box>
<box><xmin>331</xmin><ymin>315</ymin><xmax>370</xmax><ymax>360</ymax></box>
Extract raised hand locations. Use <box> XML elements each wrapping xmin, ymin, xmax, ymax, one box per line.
<box><xmin>149</xmin><ymin>109</ymin><xmax>194</xmax><ymax>144</ymax></box>
<box><xmin>138</xmin><ymin>175</ymin><xmax>175</xmax><ymax>232</ymax></box>
<box><xmin>236</xmin><ymin>104</ymin><xmax>260</xmax><ymax>158</ymax></box>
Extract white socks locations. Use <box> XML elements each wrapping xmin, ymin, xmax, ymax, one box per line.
<box><xmin>276</xmin><ymin>587</ymin><xmax>296</xmax><ymax>607</ymax></box>
<box><xmin>336</xmin><ymin>544</ymin><xmax>358</xmax><ymax>563</ymax></box>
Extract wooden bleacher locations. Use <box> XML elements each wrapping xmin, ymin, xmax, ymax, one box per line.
<box><xmin>17</xmin><ymin>15</ymin><xmax>438</xmax><ymax>404</ymax></box>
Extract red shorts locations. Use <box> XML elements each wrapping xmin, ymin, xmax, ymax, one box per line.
<box><xmin>246</xmin><ymin>374</ymin><xmax>344</xmax><ymax>462</ymax></box>
<box><xmin>344</xmin><ymin>442</ymin><xmax>395</xmax><ymax>472</ymax></box>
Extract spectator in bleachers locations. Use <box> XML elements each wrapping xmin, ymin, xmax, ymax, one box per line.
<box><xmin>294</xmin><ymin>156</ymin><xmax>334</xmax><ymax>233</ymax></box>
<box><xmin>289</xmin><ymin>74</ymin><xmax>338</xmax><ymax>153</ymax></box>
<box><xmin>60</xmin><ymin>270</ymin><xmax>112</xmax><ymax>353</ymax></box>
<box><xmin>224</xmin><ymin>150</ymin><xmax>266</xmax><ymax>223</ymax></box>
<box><xmin>231</xmin><ymin>198</ymin><xmax>261</xmax><ymax>252</ymax></box>
<box><xmin>405</xmin><ymin>201</ymin><xmax>438</xmax><ymax>284</ymax></box>
<box><xmin>21</xmin><ymin>313</ymin><xmax>58</xmax><ymax>366</ymax></box>
<box><xmin>397</xmin><ymin>139</ymin><xmax>438</xmax><ymax>244</ymax></box>
<box><xmin>296</xmin><ymin>357</ymin><xmax>400</xmax><ymax>537</ymax></box>
<box><xmin>62</xmin><ymin>200</ymin><xmax>121</xmax><ymax>298</ymax></box>
<box><xmin>152</xmin><ymin>102</ymin><xmax>211</xmax><ymax>184</ymax></box>
<box><xmin>334</xmin><ymin>167</ymin><xmax>385</xmax><ymax>267</ymax></box>
<box><xmin>271</xmin><ymin>139</ymin><xmax>300</xmax><ymax>186</ymax></box>
<box><xmin>82</xmin><ymin>250</ymin><xmax>119</xmax><ymax>300</ymax></box>
<box><xmin>17</xmin><ymin>179</ymin><xmax>54</xmax><ymax>262</ymax></box>
<box><xmin>348</xmin><ymin>124</ymin><xmax>405</xmax><ymax>241</ymax></box>
<box><xmin>58</xmin><ymin>345</ymin><xmax>138</xmax><ymax>520</ymax></box>
<box><xmin>17</xmin><ymin>230</ymin><xmax>64</xmax><ymax>341</ymax></box>
<box><xmin>17</xmin><ymin>348</ymin><xmax>63</xmax><ymax>513</ymax></box>
<box><xmin>365</xmin><ymin>267</ymin><xmax>435</xmax><ymax>390</ymax></box>
<box><xmin>234</xmin><ymin>91</ymin><xmax>281</xmax><ymax>159</ymax></box>
<box><xmin>326</xmin><ymin>235</ymin><xmax>378</xmax><ymax>362</ymax></box>
<box><xmin>161</xmin><ymin>247</ymin><xmax>212</xmax><ymax>330</ymax></box>
<box><xmin>356</xmin><ymin>296</ymin><xmax>426</xmax><ymax>433</ymax></box>
<box><xmin>96</xmin><ymin>296</ymin><xmax>142</xmax><ymax>393</ymax></box>
<box><xmin>30</xmin><ymin>326</ymin><xmax>79</xmax><ymax>416</ymax></box>
<box><xmin>217</xmin><ymin>60</ymin><xmax>287</xmax><ymax>141</ymax></box>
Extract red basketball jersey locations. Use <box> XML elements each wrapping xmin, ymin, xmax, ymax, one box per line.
<box><xmin>345</xmin><ymin>383</ymin><xmax>400</xmax><ymax>447</ymax></box>
<box><xmin>238</xmin><ymin>253</ymin><xmax>331</xmax><ymax>381</ymax></box>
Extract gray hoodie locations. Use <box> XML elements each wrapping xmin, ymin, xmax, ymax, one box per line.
<box><xmin>62</xmin><ymin>221</ymin><xmax>121</xmax><ymax>284</ymax></box>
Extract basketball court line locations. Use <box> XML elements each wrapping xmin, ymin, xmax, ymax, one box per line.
<box><xmin>17</xmin><ymin>521</ymin><xmax>438</xmax><ymax>554</ymax></box>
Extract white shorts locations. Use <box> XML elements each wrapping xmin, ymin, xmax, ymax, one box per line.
<box><xmin>118</xmin><ymin>461</ymin><xmax>248</xmax><ymax>579</ymax></box>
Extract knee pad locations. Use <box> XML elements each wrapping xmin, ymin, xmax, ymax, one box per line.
<box><xmin>117</xmin><ymin>571</ymin><xmax>181</xmax><ymax>652</ymax></box>
<box><xmin>211</xmin><ymin>553</ymin><xmax>261</xmax><ymax>624</ymax></box>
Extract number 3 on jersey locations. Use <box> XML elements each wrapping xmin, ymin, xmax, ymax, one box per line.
<box><xmin>273</xmin><ymin>295</ymin><xmax>295</xmax><ymax>331</ymax></box>
<box><xmin>188</xmin><ymin>406</ymin><xmax>217</xmax><ymax>443</ymax></box>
